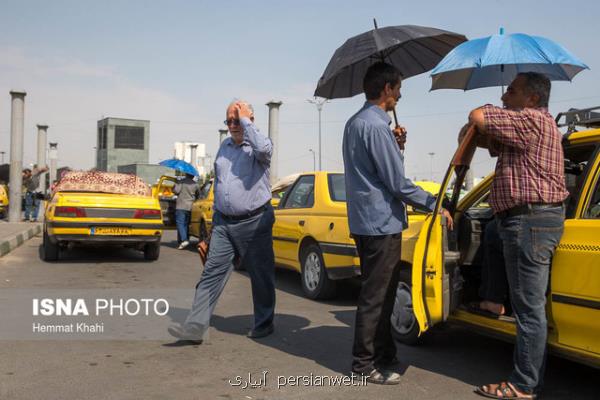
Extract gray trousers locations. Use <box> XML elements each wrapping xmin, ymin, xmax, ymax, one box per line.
<box><xmin>184</xmin><ymin>205</ymin><xmax>276</xmax><ymax>335</ymax></box>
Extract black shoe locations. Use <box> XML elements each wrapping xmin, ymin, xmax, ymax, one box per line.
<box><xmin>247</xmin><ymin>323</ymin><xmax>274</xmax><ymax>339</ymax></box>
<box><xmin>167</xmin><ymin>324</ymin><xmax>204</xmax><ymax>343</ymax></box>
<box><xmin>364</xmin><ymin>368</ymin><xmax>401</xmax><ymax>385</ymax></box>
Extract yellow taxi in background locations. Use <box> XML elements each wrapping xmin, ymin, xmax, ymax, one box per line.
<box><xmin>43</xmin><ymin>171</ymin><xmax>164</xmax><ymax>261</ymax></box>
<box><xmin>188</xmin><ymin>175</ymin><xmax>298</xmax><ymax>241</ymax></box>
<box><xmin>392</xmin><ymin>107</ymin><xmax>600</xmax><ymax>369</ymax></box>
<box><xmin>273</xmin><ymin>171</ymin><xmax>440</xmax><ymax>300</ymax></box>
<box><xmin>0</xmin><ymin>184</ymin><xmax>8</xmax><ymax>219</ymax></box>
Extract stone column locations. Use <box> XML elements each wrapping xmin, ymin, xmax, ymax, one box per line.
<box><xmin>218</xmin><ymin>128</ymin><xmax>228</xmax><ymax>145</ymax></box>
<box><xmin>189</xmin><ymin>144</ymin><xmax>198</xmax><ymax>175</ymax></box>
<box><xmin>36</xmin><ymin>124</ymin><xmax>48</xmax><ymax>194</ymax></box>
<box><xmin>49</xmin><ymin>143</ymin><xmax>58</xmax><ymax>186</ymax></box>
<box><xmin>8</xmin><ymin>90</ymin><xmax>26</xmax><ymax>222</ymax></box>
<box><xmin>266</xmin><ymin>100</ymin><xmax>282</xmax><ymax>184</ymax></box>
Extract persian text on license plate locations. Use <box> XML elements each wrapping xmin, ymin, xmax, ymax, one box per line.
<box><xmin>91</xmin><ymin>227</ymin><xmax>131</xmax><ymax>236</ymax></box>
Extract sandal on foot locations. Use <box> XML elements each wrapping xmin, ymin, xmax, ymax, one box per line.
<box><xmin>475</xmin><ymin>381</ymin><xmax>536</xmax><ymax>399</ymax></box>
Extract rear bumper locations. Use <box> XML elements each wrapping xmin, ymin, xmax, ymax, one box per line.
<box><xmin>45</xmin><ymin>221</ymin><xmax>163</xmax><ymax>245</ymax></box>
<box><xmin>49</xmin><ymin>234</ymin><xmax>161</xmax><ymax>245</ymax></box>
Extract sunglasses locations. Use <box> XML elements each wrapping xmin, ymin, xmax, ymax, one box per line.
<box><xmin>224</xmin><ymin>118</ymin><xmax>240</xmax><ymax>126</ymax></box>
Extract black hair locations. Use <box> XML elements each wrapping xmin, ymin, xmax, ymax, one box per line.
<box><xmin>363</xmin><ymin>62</ymin><xmax>401</xmax><ymax>100</ymax></box>
<box><xmin>517</xmin><ymin>72</ymin><xmax>551</xmax><ymax>108</ymax></box>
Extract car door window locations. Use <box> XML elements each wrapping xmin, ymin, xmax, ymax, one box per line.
<box><xmin>200</xmin><ymin>181</ymin><xmax>212</xmax><ymax>199</ymax></box>
<box><xmin>328</xmin><ymin>173</ymin><xmax>346</xmax><ymax>202</ymax></box>
<box><xmin>584</xmin><ymin>172</ymin><xmax>600</xmax><ymax>219</ymax></box>
<box><xmin>282</xmin><ymin>175</ymin><xmax>315</xmax><ymax>209</ymax></box>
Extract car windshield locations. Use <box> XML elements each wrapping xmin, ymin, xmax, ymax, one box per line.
<box><xmin>328</xmin><ymin>173</ymin><xmax>346</xmax><ymax>202</ymax></box>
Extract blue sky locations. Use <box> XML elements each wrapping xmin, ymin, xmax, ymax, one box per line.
<box><xmin>1</xmin><ymin>0</ymin><xmax>599</xmax><ymax>181</ymax></box>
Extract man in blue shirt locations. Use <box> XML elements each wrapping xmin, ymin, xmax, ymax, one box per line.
<box><xmin>343</xmin><ymin>62</ymin><xmax>453</xmax><ymax>384</ymax></box>
<box><xmin>169</xmin><ymin>100</ymin><xmax>276</xmax><ymax>342</ymax></box>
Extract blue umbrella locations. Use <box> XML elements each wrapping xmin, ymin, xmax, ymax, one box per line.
<box><xmin>430</xmin><ymin>29</ymin><xmax>589</xmax><ymax>91</ymax></box>
<box><xmin>159</xmin><ymin>158</ymin><xmax>199</xmax><ymax>176</ymax></box>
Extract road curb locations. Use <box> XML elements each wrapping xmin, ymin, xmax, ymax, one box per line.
<box><xmin>0</xmin><ymin>224</ymin><xmax>42</xmax><ymax>257</ymax></box>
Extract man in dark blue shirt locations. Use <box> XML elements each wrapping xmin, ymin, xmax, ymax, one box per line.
<box><xmin>343</xmin><ymin>62</ymin><xmax>452</xmax><ymax>384</ymax></box>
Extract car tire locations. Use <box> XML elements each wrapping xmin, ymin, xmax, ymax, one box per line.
<box><xmin>144</xmin><ymin>242</ymin><xmax>160</xmax><ymax>261</ymax></box>
<box><xmin>43</xmin><ymin>230</ymin><xmax>59</xmax><ymax>261</ymax></box>
<box><xmin>390</xmin><ymin>280</ymin><xmax>422</xmax><ymax>345</ymax></box>
<box><xmin>300</xmin><ymin>244</ymin><xmax>337</xmax><ymax>300</ymax></box>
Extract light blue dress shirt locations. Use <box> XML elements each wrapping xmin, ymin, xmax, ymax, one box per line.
<box><xmin>342</xmin><ymin>102</ymin><xmax>436</xmax><ymax>235</ymax></box>
<box><xmin>213</xmin><ymin>117</ymin><xmax>273</xmax><ymax>216</ymax></box>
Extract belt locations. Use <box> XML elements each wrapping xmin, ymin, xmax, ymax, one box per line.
<box><xmin>496</xmin><ymin>202</ymin><xmax>563</xmax><ymax>219</ymax></box>
<box><xmin>220</xmin><ymin>202</ymin><xmax>270</xmax><ymax>221</ymax></box>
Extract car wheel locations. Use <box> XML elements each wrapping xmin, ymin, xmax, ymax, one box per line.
<box><xmin>43</xmin><ymin>230</ymin><xmax>59</xmax><ymax>261</ymax></box>
<box><xmin>390</xmin><ymin>281</ymin><xmax>422</xmax><ymax>345</ymax></box>
<box><xmin>300</xmin><ymin>244</ymin><xmax>336</xmax><ymax>300</ymax></box>
<box><xmin>144</xmin><ymin>242</ymin><xmax>160</xmax><ymax>261</ymax></box>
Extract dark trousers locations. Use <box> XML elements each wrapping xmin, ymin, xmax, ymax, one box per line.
<box><xmin>24</xmin><ymin>191</ymin><xmax>40</xmax><ymax>221</ymax></box>
<box><xmin>497</xmin><ymin>205</ymin><xmax>564</xmax><ymax>394</ymax></box>
<box><xmin>352</xmin><ymin>233</ymin><xmax>402</xmax><ymax>374</ymax></box>
<box><xmin>184</xmin><ymin>205</ymin><xmax>276</xmax><ymax>334</ymax></box>
<box><xmin>175</xmin><ymin>209</ymin><xmax>191</xmax><ymax>243</ymax></box>
<box><xmin>479</xmin><ymin>218</ymin><xmax>509</xmax><ymax>304</ymax></box>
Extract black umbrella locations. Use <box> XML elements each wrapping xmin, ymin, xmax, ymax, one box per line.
<box><xmin>314</xmin><ymin>21</ymin><xmax>467</xmax><ymax>126</ymax></box>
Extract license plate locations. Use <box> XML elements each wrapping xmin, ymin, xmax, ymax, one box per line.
<box><xmin>91</xmin><ymin>227</ymin><xmax>131</xmax><ymax>236</ymax></box>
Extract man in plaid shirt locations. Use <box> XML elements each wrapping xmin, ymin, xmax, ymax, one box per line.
<box><xmin>468</xmin><ymin>72</ymin><xmax>568</xmax><ymax>399</ymax></box>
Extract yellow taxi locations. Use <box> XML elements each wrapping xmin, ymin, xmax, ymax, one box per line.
<box><xmin>43</xmin><ymin>171</ymin><xmax>164</xmax><ymax>261</ymax></box>
<box><xmin>393</xmin><ymin>108</ymin><xmax>600</xmax><ymax>369</ymax></box>
<box><xmin>187</xmin><ymin>175</ymin><xmax>297</xmax><ymax>242</ymax></box>
<box><xmin>272</xmin><ymin>171</ymin><xmax>440</xmax><ymax>300</ymax></box>
<box><xmin>0</xmin><ymin>183</ymin><xmax>8</xmax><ymax>219</ymax></box>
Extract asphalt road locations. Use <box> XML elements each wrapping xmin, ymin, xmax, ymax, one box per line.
<box><xmin>0</xmin><ymin>231</ymin><xmax>596</xmax><ymax>400</ymax></box>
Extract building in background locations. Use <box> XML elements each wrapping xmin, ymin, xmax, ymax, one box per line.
<box><xmin>173</xmin><ymin>142</ymin><xmax>207</xmax><ymax>177</ymax></box>
<box><xmin>96</xmin><ymin>117</ymin><xmax>150</xmax><ymax>172</ymax></box>
<box><xmin>117</xmin><ymin>163</ymin><xmax>172</xmax><ymax>186</ymax></box>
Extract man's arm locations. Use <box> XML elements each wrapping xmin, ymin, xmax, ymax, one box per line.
<box><xmin>469</xmin><ymin>105</ymin><xmax>531</xmax><ymax>151</ymax></box>
<box><xmin>368</xmin><ymin>125</ymin><xmax>436</xmax><ymax>212</ymax></box>
<box><xmin>236</xmin><ymin>102</ymin><xmax>272</xmax><ymax>165</ymax></box>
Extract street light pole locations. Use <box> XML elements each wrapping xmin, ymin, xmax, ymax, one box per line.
<box><xmin>307</xmin><ymin>97</ymin><xmax>328</xmax><ymax>170</ymax></box>
<box><xmin>308</xmin><ymin>149</ymin><xmax>316</xmax><ymax>171</ymax></box>
<box><xmin>428</xmin><ymin>152</ymin><xmax>435</xmax><ymax>182</ymax></box>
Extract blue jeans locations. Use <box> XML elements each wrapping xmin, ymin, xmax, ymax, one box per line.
<box><xmin>184</xmin><ymin>205</ymin><xmax>275</xmax><ymax>333</ymax></box>
<box><xmin>24</xmin><ymin>191</ymin><xmax>40</xmax><ymax>221</ymax></box>
<box><xmin>175</xmin><ymin>209</ymin><xmax>191</xmax><ymax>243</ymax></box>
<box><xmin>496</xmin><ymin>205</ymin><xmax>564</xmax><ymax>394</ymax></box>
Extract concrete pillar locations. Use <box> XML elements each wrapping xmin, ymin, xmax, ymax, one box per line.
<box><xmin>49</xmin><ymin>142</ymin><xmax>58</xmax><ymax>186</ymax></box>
<box><xmin>266</xmin><ymin>100</ymin><xmax>282</xmax><ymax>184</ymax></box>
<box><xmin>8</xmin><ymin>90</ymin><xmax>26</xmax><ymax>222</ymax></box>
<box><xmin>189</xmin><ymin>144</ymin><xmax>198</xmax><ymax>174</ymax></box>
<box><xmin>218</xmin><ymin>128</ymin><xmax>228</xmax><ymax>145</ymax></box>
<box><xmin>36</xmin><ymin>125</ymin><xmax>48</xmax><ymax>194</ymax></box>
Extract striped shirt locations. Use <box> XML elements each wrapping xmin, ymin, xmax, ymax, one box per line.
<box><xmin>483</xmin><ymin>104</ymin><xmax>569</xmax><ymax>213</ymax></box>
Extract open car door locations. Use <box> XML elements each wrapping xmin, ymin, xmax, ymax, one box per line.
<box><xmin>153</xmin><ymin>175</ymin><xmax>177</xmax><ymax>230</ymax></box>
<box><xmin>411</xmin><ymin>126</ymin><xmax>478</xmax><ymax>335</ymax></box>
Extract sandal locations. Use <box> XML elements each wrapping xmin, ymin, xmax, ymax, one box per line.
<box><xmin>467</xmin><ymin>302</ymin><xmax>513</xmax><ymax>322</ymax></box>
<box><xmin>475</xmin><ymin>381</ymin><xmax>537</xmax><ymax>399</ymax></box>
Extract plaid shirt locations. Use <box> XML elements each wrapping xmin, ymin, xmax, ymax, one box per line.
<box><xmin>483</xmin><ymin>105</ymin><xmax>569</xmax><ymax>213</ymax></box>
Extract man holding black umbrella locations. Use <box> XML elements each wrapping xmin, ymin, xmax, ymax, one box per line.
<box><xmin>343</xmin><ymin>62</ymin><xmax>453</xmax><ymax>384</ymax></box>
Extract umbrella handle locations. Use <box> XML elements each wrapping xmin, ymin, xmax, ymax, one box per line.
<box><xmin>392</xmin><ymin>108</ymin><xmax>405</xmax><ymax>153</ymax></box>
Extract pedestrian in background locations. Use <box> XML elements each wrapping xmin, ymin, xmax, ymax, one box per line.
<box><xmin>173</xmin><ymin>173</ymin><xmax>201</xmax><ymax>250</ymax></box>
<box><xmin>169</xmin><ymin>99</ymin><xmax>276</xmax><ymax>343</ymax></box>
<box><xmin>469</xmin><ymin>72</ymin><xmax>568</xmax><ymax>399</ymax></box>
<box><xmin>22</xmin><ymin>165</ymin><xmax>48</xmax><ymax>222</ymax></box>
<box><xmin>343</xmin><ymin>62</ymin><xmax>453</xmax><ymax>385</ymax></box>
